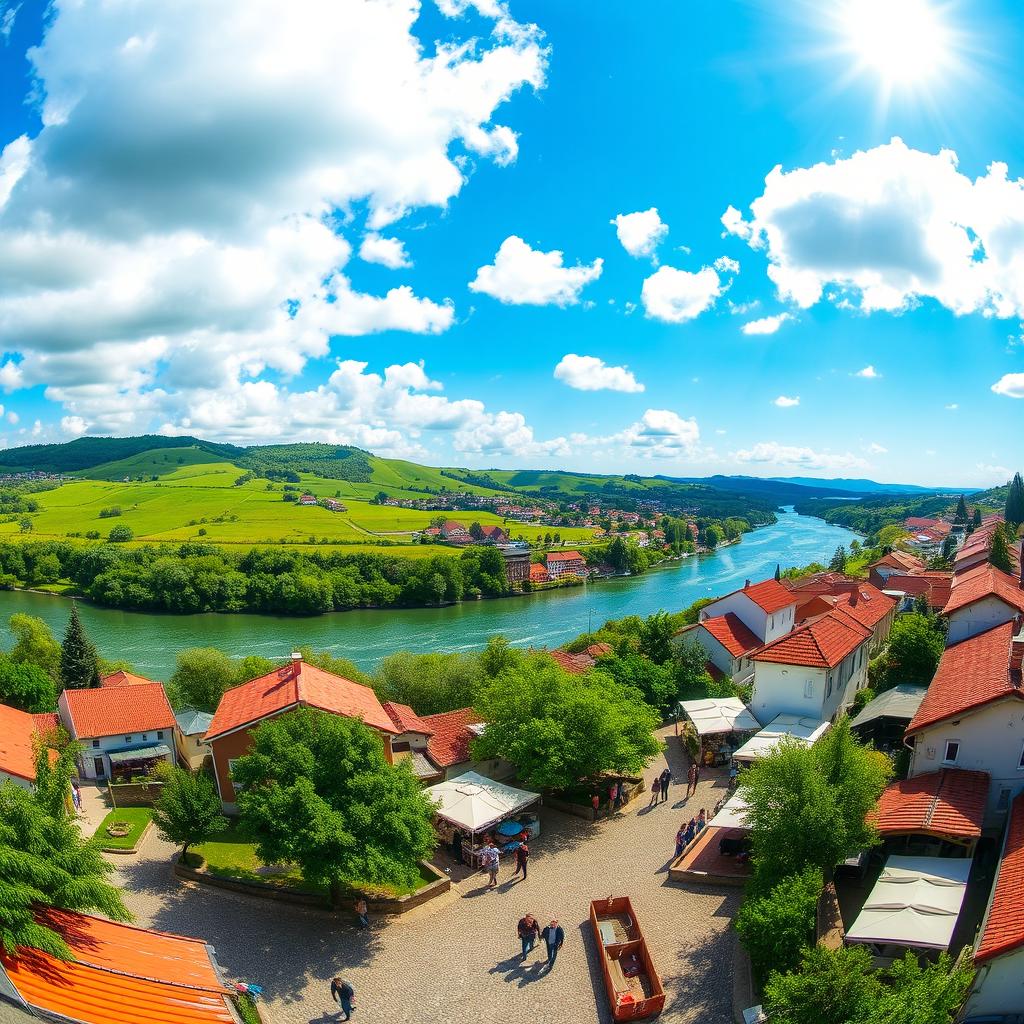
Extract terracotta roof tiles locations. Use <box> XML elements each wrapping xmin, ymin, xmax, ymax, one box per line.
<box><xmin>942</xmin><ymin>561</ymin><xmax>1024</xmax><ymax>617</ymax></box>
<box><xmin>700</xmin><ymin>613</ymin><xmax>762</xmax><ymax>658</ymax></box>
<box><xmin>62</xmin><ymin>683</ymin><xmax>176</xmax><ymax>739</ymax></box>
<box><xmin>871</xmin><ymin>768</ymin><xmax>989</xmax><ymax>842</ymax></box>
<box><xmin>975</xmin><ymin>791</ymin><xmax>1024</xmax><ymax>963</ymax></box>
<box><xmin>420</xmin><ymin>707</ymin><xmax>484</xmax><ymax>768</ymax></box>
<box><xmin>546</xmin><ymin>550</ymin><xmax>585</xmax><ymax>562</ymax></box>
<box><xmin>100</xmin><ymin>670</ymin><xmax>161</xmax><ymax>688</ymax></box>
<box><xmin>382</xmin><ymin>701</ymin><xmax>434</xmax><ymax>736</ymax></box>
<box><xmin>753</xmin><ymin>610</ymin><xmax>871</xmax><ymax>669</ymax></box>
<box><xmin>0</xmin><ymin>702</ymin><xmax>51</xmax><ymax>781</ymax></box>
<box><xmin>737</xmin><ymin>578</ymin><xmax>796</xmax><ymax>613</ymax></box>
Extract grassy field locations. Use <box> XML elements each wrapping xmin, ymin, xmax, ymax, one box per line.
<box><xmin>93</xmin><ymin>807</ymin><xmax>153</xmax><ymax>851</ymax></box>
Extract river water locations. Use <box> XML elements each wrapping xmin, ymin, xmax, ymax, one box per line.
<box><xmin>0</xmin><ymin>508</ymin><xmax>858</xmax><ymax>680</ymax></box>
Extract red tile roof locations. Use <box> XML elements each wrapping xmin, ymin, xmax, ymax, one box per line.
<box><xmin>976</xmin><ymin>791</ymin><xmax>1024</xmax><ymax>963</ymax></box>
<box><xmin>0</xmin><ymin>702</ymin><xmax>52</xmax><ymax>781</ymax></box>
<box><xmin>753</xmin><ymin>610</ymin><xmax>871</xmax><ymax>669</ymax></box>
<box><xmin>907</xmin><ymin>620</ymin><xmax>1024</xmax><ymax>733</ymax></box>
<box><xmin>942</xmin><ymin>561</ymin><xmax>1024</xmax><ymax>617</ymax></box>
<box><xmin>382</xmin><ymin>701</ymin><xmax>434</xmax><ymax>736</ymax></box>
<box><xmin>549</xmin><ymin>650</ymin><xmax>594</xmax><ymax>674</ymax></box>
<box><xmin>547</xmin><ymin>550</ymin><xmax>584</xmax><ymax>562</ymax></box>
<box><xmin>871</xmin><ymin>768</ymin><xmax>989</xmax><ymax>842</ymax></box>
<box><xmin>905</xmin><ymin>516</ymin><xmax>945</xmax><ymax>530</ymax></box>
<box><xmin>100</xmin><ymin>670</ymin><xmax>161</xmax><ymax>688</ymax></box>
<box><xmin>880</xmin><ymin>571</ymin><xmax>952</xmax><ymax>610</ymax></box>
<box><xmin>585</xmin><ymin>642</ymin><xmax>613</xmax><ymax>657</ymax></box>
<box><xmin>737</xmin><ymin>578</ymin><xmax>796</xmax><ymax>613</ymax></box>
<box><xmin>420</xmin><ymin>707</ymin><xmax>484</xmax><ymax>768</ymax></box>
<box><xmin>832</xmin><ymin>585</ymin><xmax>896</xmax><ymax>629</ymax></box>
<box><xmin>700</xmin><ymin>613</ymin><xmax>762</xmax><ymax>658</ymax></box>
<box><xmin>529</xmin><ymin>563</ymin><xmax>549</xmax><ymax>582</ymax></box>
<box><xmin>872</xmin><ymin>550</ymin><xmax>926</xmax><ymax>573</ymax></box>
<box><xmin>32</xmin><ymin>712</ymin><xmax>60</xmax><ymax>733</ymax></box>
<box><xmin>62</xmin><ymin>683</ymin><xmax>176</xmax><ymax>739</ymax></box>
<box><xmin>205</xmin><ymin>659</ymin><xmax>398</xmax><ymax>741</ymax></box>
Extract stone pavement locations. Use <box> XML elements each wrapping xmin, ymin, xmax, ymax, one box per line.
<box><xmin>108</xmin><ymin>727</ymin><xmax>740</xmax><ymax>1024</ymax></box>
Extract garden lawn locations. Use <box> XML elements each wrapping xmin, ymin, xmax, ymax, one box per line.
<box><xmin>93</xmin><ymin>807</ymin><xmax>153</xmax><ymax>851</ymax></box>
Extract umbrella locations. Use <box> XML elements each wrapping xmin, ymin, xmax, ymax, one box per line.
<box><xmin>496</xmin><ymin>820</ymin><xmax>523</xmax><ymax>836</ymax></box>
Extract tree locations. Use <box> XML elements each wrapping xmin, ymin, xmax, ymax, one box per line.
<box><xmin>233</xmin><ymin>708</ymin><xmax>436</xmax><ymax>903</ymax></box>
<box><xmin>701</xmin><ymin>524</ymin><xmax>722</xmax><ymax>549</ymax></box>
<box><xmin>972</xmin><ymin>506</ymin><xmax>983</xmax><ymax>529</ymax></box>
<box><xmin>471</xmin><ymin>658</ymin><xmax>661</xmax><ymax>791</ymax></box>
<box><xmin>829</xmin><ymin>545</ymin><xmax>848</xmax><ymax>572</ymax></box>
<box><xmin>954</xmin><ymin>493</ymin><xmax>969</xmax><ymax>525</ymax></box>
<box><xmin>59</xmin><ymin>602</ymin><xmax>101</xmax><ymax>690</ymax></box>
<box><xmin>871</xmin><ymin>951</ymin><xmax>974</xmax><ymax>1023</ymax></box>
<box><xmin>168</xmin><ymin>647</ymin><xmax>238</xmax><ymax>712</ymax></box>
<box><xmin>9</xmin><ymin>613</ymin><xmax>61</xmax><ymax>681</ymax></box>
<box><xmin>989</xmin><ymin>523</ymin><xmax>1013</xmax><ymax>573</ymax></box>
<box><xmin>735</xmin><ymin>867</ymin><xmax>822</xmax><ymax>981</ymax></box>
<box><xmin>373</xmin><ymin>650</ymin><xmax>481</xmax><ymax>715</ymax></box>
<box><xmin>18</xmin><ymin>516</ymin><xmax>32</xmax><ymax>533</ymax></box>
<box><xmin>741</xmin><ymin>717</ymin><xmax>891</xmax><ymax>891</ymax></box>
<box><xmin>764</xmin><ymin>945</ymin><xmax>882</xmax><ymax>1024</ymax></box>
<box><xmin>774</xmin><ymin>563</ymin><xmax>781</xmax><ymax>582</ymax></box>
<box><xmin>601</xmin><ymin>654</ymin><xmax>676</xmax><ymax>715</ymax></box>
<box><xmin>107</xmin><ymin>524</ymin><xmax>134</xmax><ymax>543</ymax></box>
<box><xmin>1005</xmin><ymin>472</ymin><xmax>1024</xmax><ymax>527</ymax></box>
<box><xmin>880</xmin><ymin>612</ymin><xmax>945</xmax><ymax>689</ymax></box>
<box><xmin>637</xmin><ymin>611</ymin><xmax>675</xmax><ymax>665</ymax></box>
<box><xmin>672</xmin><ymin>638</ymin><xmax>726</xmax><ymax>701</ymax></box>
<box><xmin>0</xmin><ymin>655</ymin><xmax>58</xmax><ymax>713</ymax></box>
<box><xmin>469</xmin><ymin>521</ymin><xmax>484</xmax><ymax>540</ymax></box>
<box><xmin>0</xmin><ymin>745</ymin><xmax>129</xmax><ymax>960</ymax></box>
<box><xmin>150</xmin><ymin>765</ymin><xmax>226</xmax><ymax>859</ymax></box>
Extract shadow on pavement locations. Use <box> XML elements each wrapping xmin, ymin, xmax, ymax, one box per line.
<box><xmin>489</xmin><ymin>952</ymin><xmax>550</xmax><ymax>988</ymax></box>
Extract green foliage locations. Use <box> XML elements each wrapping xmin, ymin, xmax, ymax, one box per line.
<box><xmin>373</xmin><ymin>649</ymin><xmax>484</xmax><ymax>715</ymax></box>
<box><xmin>471</xmin><ymin>658</ymin><xmax>662</xmax><ymax>790</ymax></box>
<box><xmin>735</xmin><ymin>867</ymin><xmax>822</xmax><ymax>981</ymax></box>
<box><xmin>637</xmin><ymin>611</ymin><xmax>675</xmax><ymax>664</ymax></box>
<box><xmin>233</xmin><ymin>708</ymin><xmax>437</xmax><ymax>898</ymax></box>
<box><xmin>878</xmin><ymin>613</ymin><xmax>945</xmax><ymax>690</ymax></box>
<box><xmin>872</xmin><ymin>951</ymin><xmax>974</xmax><ymax>1023</ymax></box>
<box><xmin>150</xmin><ymin>766</ymin><xmax>227</xmax><ymax>856</ymax></box>
<box><xmin>168</xmin><ymin>647</ymin><xmax>239</xmax><ymax>712</ymax></box>
<box><xmin>9</xmin><ymin>613</ymin><xmax>61</xmax><ymax>681</ymax></box>
<box><xmin>851</xmin><ymin>686</ymin><xmax>875</xmax><ymax>715</ymax></box>
<box><xmin>0</xmin><ymin>746</ymin><xmax>129</xmax><ymax>959</ymax></box>
<box><xmin>599</xmin><ymin>654</ymin><xmax>676</xmax><ymax>715</ymax></box>
<box><xmin>829</xmin><ymin>545</ymin><xmax>848</xmax><ymax>572</ymax></box>
<box><xmin>0</xmin><ymin>655</ymin><xmax>58</xmax><ymax>712</ymax></box>
<box><xmin>59</xmin><ymin>603</ymin><xmax>100</xmax><ymax>690</ymax></box>
<box><xmin>673</xmin><ymin>637</ymin><xmax>729</xmax><ymax>701</ymax></box>
<box><xmin>954</xmin><ymin>494</ymin><xmax>969</xmax><ymax>525</ymax></box>
<box><xmin>742</xmin><ymin>717</ymin><xmax>891</xmax><ymax>892</ymax></box>
<box><xmin>1004</xmin><ymin>471</ymin><xmax>1024</xmax><ymax>527</ymax></box>
<box><xmin>989</xmin><ymin>523</ymin><xmax>1013</xmax><ymax>573</ymax></box>
<box><xmin>107</xmin><ymin>524</ymin><xmax>134</xmax><ymax>543</ymax></box>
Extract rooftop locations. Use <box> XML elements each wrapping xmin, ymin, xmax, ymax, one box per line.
<box><xmin>975</xmin><ymin>791</ymin><xmax>1024</xmax><ymax>963</ymax></box>
<box><xmin>871</xmin><ymin>768</ymin><xmax>989</xmax><ymax>842</ymax></box>
<box><xmin>699</xmin><ymin>613</ymin><xmax>762</xmax><ymax>658</ymax></box>
<box><xmin>753</xmin><ymin>609</ymin><xmax>871</xmax><ymax>669</ymax></box>
<box><xmin>420</xmin><ymin>707</ymin><xmax>484</xmax><ymax>768</ymax></box>
<box><xmin>382</xmin><ymin>700</ymin><xmax>434</xmax><ymax>735</ymax></box>
<box><xmin>0</xmin><ymin>702</ymin><xmax>51</xmax><ymax>781</ymax></box>
<box><xmin>174</xmin><ymin>705</ymin><xmax>214</xmax><ymax>737</ymax></box>
<box><xmin>546</xmin><ymin>550</ymin><xmax>584</xmax><ymax>562</ymax></box>
<box><xmin>850</xmin><ymin>684</ymin><xmax>927</xmax><ymax>728</ymax></box>
<box><xmin>62</xmin><ymin>682</ymin><xmax>176</xmax><ymax>739</ymax></box>
<box><xmin>100</xmin><ymin>670</ymin><xmax>161</xmax><ymax>688</ymax></box>
<box><xmin>942</xmin><ymin>561</ymin><xmax>1024</xmax><ymax>617</ymax></box>
<box><xmin>734</xmin><ymin>577</ymin><xmax>795</xmax><ymax>614</ymax></box>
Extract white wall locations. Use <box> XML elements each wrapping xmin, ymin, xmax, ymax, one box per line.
<box><xmin>692</xmin><ymin>626</ymin><xmax>750</xmax><ymax>684</ymax></box>
<box><xmin>703</xmin><ymin>591</ymin><xmax>795</xmax><ymax>644</ymax></box>
<box><xmin>908</xmin><ymin>699</ymin><xmax>1024</xmax><ymax>826</ymax></box>
<box><xmin>0</xmin><ymin>770</ymin><xmax>33</xmax><ymax>790</ymax></box>
<box><xmin>947</xmin><ymin>595</ymin><xmax>1018</xmax><ymax>646</ymax></box>
<box><xmin>962</xmin><ymin>949</ymin><xmax>1024</xmax><ymax>1017</ymax></box>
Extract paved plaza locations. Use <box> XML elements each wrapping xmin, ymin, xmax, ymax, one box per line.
<box><xmin>107</xmin><ymin>727</ymin><xmax>739</xmax><ymax>1024</ymax></box>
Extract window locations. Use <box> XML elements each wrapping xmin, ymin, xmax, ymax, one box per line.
<box><xmin>804</xmin><ymin>680</ymin><xmax>814</xmax><ymax>699</ymax></box>
<box><xmin>826</xmin><ymin>674</ymin><xmax>833</xmax><ymax>698</ymax></box>
<box><xmin>943</xmin><ymin>740</ymin><xmax>960</xmax><ymax>764</ymax></box>
<box><xmin>124</xmin><ymin>735</ymin><xmax>132</xmax><ymax>743</ymax></box>
<box><xmin>142</xmin><ymin>734</ymin><xmax>148</xmax><ymax>741</ymax></box>
<box><xmin>92</xmin><ymin>739</ymin><xmax>100</xmax><ymax>749</ymax></box>
<box><xmin>1018</xmin><ymin>741</ymin><xmax>1024</xmax><ymax>770</ymax></box>
<box><xmin>157</xmin><ymin>731</ymin><xmax>163</xmax><ymax>740</ymax></box>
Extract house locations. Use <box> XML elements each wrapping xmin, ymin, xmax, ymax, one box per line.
<box><xmin>500</xmin><ymin>546</ymin><xmax>530</xmax><ymax>587</ymax></box>
<box><xmin>878</xmin><ymin>570</ymin><xmax>952</xmax><ymax>613</ymax></box>
<box><xmin>545</xmin><ymin>550</ymin><xmax>586</xmax><ymax>579</ymax></box>
<box><xmin>942</xmin><ymin>561</ymin><xmax>1024</xmax><ymax>645</ymax></box>
<box><xmin>699</xmin><ymin>578</ymin><xmax>797</xmax><ymax>646</ymax></box>
<box><xmin>787</xmin><ymin>577</ymin><xmax>896</xmax><ymax>655</ymax></box>
<box><xmin>298</xmin><ymin>493</ymin><xmax>317</xmax><ymax>506</ymax></box>
<box><xmin>204</xmin><ymin>654</ymin><xmax>401</xmax><ymax>811</ymax></box>
<box><xmin>549</xmin><ymin>643</ymin><xmax>612</xmax><ymax>675</ymax></box>
<box><xmin>382</xmin><ymin>700</ymin><xmax>440</xmax><ymax>782</ymax></box>
<box><xmin>100</xmin><ymin>669</ymin><xmax>160</xmax><ymax>688</ymax></box>
<box><xmin>0</xmin><ymin>703</ymin><xmax>59</xmax><ymax>789</ymax></box>
<box><xmin>963</xmin><ymin>791</ymin><xmax>1024</xmax><ymax>1018</ymax></box>
<box><xmin>850</xmin><ymin>684</ymin><xmax>927</xmax><ymax>752</ymax></box>
<box><xmin>529</xmin><ymin>562</ymin><xmax>550</xmax><ymax>584</ymax></box>
<box><xmin>905</xmin><ymin>619</ymin><xmax>1024</xmax><ymax>827</ymax></box>
<box><xmin>954</xmin><ymin>516</ymin><xmax>1017</xmax><ymax>575</ymax></box>
<box><xmin>479</xmin><ymin>525</ymin><xmax>510</xmax><ymax>544</ymax></box>
<box><xmin>867</xmin><ymin>550</ymin><xmax>926</xmax><ymax>588</ymax></box>
<box><xmin>0</xmin><ymin>908</ymin><xmax>235</xmax><ymax>1024</ymax></box>
<box><xmin>685</xmin><ymin>613</ymin><xmax>762</xmax><ymax>686</ymax></box>
<box><xmin>173</xmin><ymin>706</ymin><xmax>214</xmax><ymax>770</ymax></box>
<box><xmin>58</xmin><ymin>683</ymin><xmax>177</xmax><ymax>781</ymax></box>
<box><xmin>749</xmin><ymin>609</ymin><xmax>872</xmax><ymax>725</ymax></box>
<box><xmin>419</xmin><ymin>707</ymin><xmax>513</xmax><ymax>782</ymax></box>
<box><xmin>324</xmin><ymin>498</ymin><xmax>347</xmax><ymax>512</ymax></box>
<box><xmin>440</xmin><ymin>519</ymin><xmax>470</xmax><ymax>540</ymax></box>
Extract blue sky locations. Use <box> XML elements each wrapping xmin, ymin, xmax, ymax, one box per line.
<box><xmin>0</xmin><ymin>0</ymin><xmax>1022</xmax><ymax>486</ymax></box>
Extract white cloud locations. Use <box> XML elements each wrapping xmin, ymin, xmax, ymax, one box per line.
<box><xmin>945</xmin><ymin>403</ymin><xmax>959</xmax><ymax>410</ymax></box>
<box><xmin>992</xmin><ymin>373</ymin><xmax>1024</xmax><ymax>398</ymax></box>
<box><xmin>553</xmin><ymin>354</ymin><xmax>644</xmax><ymax>393</ymax></box>
<box><xmin>866</xmin><ymin>442</ymin><xmax>888</xmax><ymax>454</ymax></box>
<box><xmin>469</xmin><ymin>235</ymin><xmax>602</xmax><ymax>306</ymax></box>
<box><xmin>977</xmin><ymin>462</ymin><xmax>1011</xmax><ymax>479</ymax></box>
<box><xmin>0</xmin><ymin>3</ymin><xmax>18</xmax><ymax>41</ymax></box>
<box><xmin>610</xmin><ymin>409</ymin><xmax>700</xmax><ymax>459</ymax></box>
<box><xmin>359</xmin><ymin>233</ymin><xmax>411</xmax><ymax>270</ymax></box>
<box><xmin>0</xmin><ymin>0</ymin><xmax>546</xmax><ymax>435</ymax></box>
<box><xmin>5</xmin><ymin>410</ymin><xmax>16</xmax><ymax>424</ymax></box>
<box><xmin>742</xmin><ymin>313</ymin><xmax>792</xmax><ymax>335</ymax></box>
<box><xmin>610</xmin><ymin>208</ymin><xmax>668</xmax><ymax>259</ymax></box>
<box><xmin>725</xmin><ymin>138</ymin><xmax>1024</xmax><ymax>318</ymax></box>
<box><xmin>61</xmin><ymin>416</ymin><xmax>87</xmax><ymax>437</ymax></box>
<box><xmin>773</xmin><ymin>395</ymin><xmax>799</xmax><ymax>407</ymax></box>
<box><xmin>641</xmin><ymin>265</ymin><xmax>724</xmax><ymax>323</ymax></box>
<box><xmin>732</xmin><ymin>441</ymin><xmax>869</xmax><ymax>472</ymax></box>
<box><xmin>854</xmin><ymin>365</ymin><xmax>881</xmax><ymax>378</ymax></box>
<box><xmin>713</xmin><ymin>256</ymin><xmax>740</xmax><ymax>275</ymax></box>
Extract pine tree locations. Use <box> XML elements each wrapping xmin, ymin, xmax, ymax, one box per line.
<box><xmin>990</xmin><ymin>525</ymin><xmax>1013</xmax><ymax>574</ymax></box>
<box><xmin>1005</xmin><ymin>472</ymin><xmax>1024</xmax><ymax>528</ymax></box>
<box><xmin>954</xmin><ymin>494</ymin><xmax>968</xmax><ymax>524</ymax></box>
<box><xmin>972</xmin><ymin>507</ymin><xmax>983</xmax><ymax>529</ymax></box>
<box><xmin>60</xmin><ymin>602</ymin><xmax>101</xmax><ymax>690</ymax></box>
<box><xmin>774</xmin><ymin>563</ymin><xmax>781</xmax><ymax>582</ymax></box>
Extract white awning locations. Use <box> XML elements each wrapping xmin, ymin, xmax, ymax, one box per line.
<box><xmin>708</xmin><ymin>792</ymin><xmax>750</xmax><ymax>831</ymax></box>
<box><xmin>423</xmin><ymin>771</ymin><xmax>540</xmax><ymax>833</ymax></box>
<box><xmin>679</xmin><ymin>698</ymin><xmax>760</xmax><ymax>736</ymax></box>
<box><xmin>845</xmin><ymin>855</ymin><xmax>970</xmax><ymax>951</ymax></box>
<box><xmin>731</xmin><ymin>714</ymin><xmax>830</xmax><ymax>762</ymax></box>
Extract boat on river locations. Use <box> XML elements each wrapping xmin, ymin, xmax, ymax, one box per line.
<box><xmin>589</xmin><ymin>896</ymin><xmax>665</xmax><ymax>1020</ymax></box>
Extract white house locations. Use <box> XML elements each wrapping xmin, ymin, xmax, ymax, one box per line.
<box><xmin>905</xmin><ymin>619</ymin><xmax>1024</xmax><ymax>828</ymax></box>
<box><xmin>942</xmin><ymin>562</ymin><xmax>1024</xmax><ymax>646</ymax></box>
<box><xmin>173</xmin><ymin>706</ymin><xmax>214</xmax><ymax>771</ymax></box>
<box><xmin>0</xmin><ymin>703</ymin><xmax>58</xmax><ymax>790</ymax></box>
<box><xmin>684</xmin><ymin>613</ymin><xmax>761</xmax><ymax>685</ymax></box>
<box><xmin>699</xmin><ymin>578</ymin><xmax>796</xmax><ymax>646</ymax></box>
<box><xmin>749</xmin><ymin>609</ymin><xmax>872</xmax><ymax>726</ymax></box>
<box><xmin>962</xmin><ymin>791</ymin><xmax>1024</xmax><ymax>1018</ymax></box>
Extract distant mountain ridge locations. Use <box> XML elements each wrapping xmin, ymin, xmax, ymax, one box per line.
<box><xmin>767</xmin><ymin>476</ymin><xmax>976</xmax><ymax>495</ymax></box>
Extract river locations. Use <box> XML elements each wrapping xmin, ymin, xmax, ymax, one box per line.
<box><xmin>0</xmin><ymin>508</ymin><xmax>859</xmax><ymax>680</ymax></box>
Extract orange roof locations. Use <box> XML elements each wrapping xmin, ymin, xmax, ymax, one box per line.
<box><xmin>549</xmin><ymin>649</ymin><xmax>594</xmax><ymax>674</ymax></box>
<box><xmin>832</xmin><ymin>585</ymin><xmax>895</xmax><ymax>629</ymax></box>
<box><xmin>529</xmin><ymin>563</ymin><xmax>549</xmax><ymax>582</ymax></box>
<box><xmin>585</xmin><ymin>642</ymin><xmax>613</xmax><ymax>657</ymax></box>
<box><xmin>421</xmin><ymin>707</ymin><xmax>484</xmax><ymax>768</ymax></box>
<box><xmin>753</xmin><ymin>610</ymin><xmax>871</xmax><ymax>669</ymax></box>
<box><xmin>700</xmin><ymin>613</ymin><xmax>762</xmax><ymax>658</ymax></box>
<box><xmin>32</xmin><ymin>712</ymin><xmax>60</xmax><ymax>733</ymax></box>
<box><xmin>205</xmin><ymin>659</ymin><xmax>398</xmax><ymax>741</ymax></box>
<box><xmin>62</xmin><ymin>683</ymin><xmax>176</xmax><ymax>739</ymax></box>
<box><xmin>382</xmin><ymin>701</ymin><xmax>434</xmax><ymax>735</ymax></box>
<box><xmin>873</xmin><ymin>550</ymin><xmax>925</xmax><ymax>572</ymax></box>
<box><xmin>976</xmin><ymin>791</ymin><xmax>1024</xmax><ymax>963</ymax></box>
<box><xmin>100</xmin><ymin>670</ymin><xmax>161</xmax><ymax>688</ymax></box>
<box><xmin>907</xmin><ymin>620</ymin><xmax>1024</xmax><ymax>733</ymax></box>
<box><xmin>881</xmin><ymin>571</ymin><xmax>952</xmax><ymax>609</ymax></box>
<box><xmin>736</xmin><ymin>578</ymin><xmax>796</xmax><ymax>613</ymax></box>
<box><xmin>546</xmin><ymin>550</ymin><xmax>584</xmax><ymax>562</ymax></box>
<box><xmin>942</xmin><ymin>561</ymin><xmax>1024</xmax><ymax>617</ymax></box>
<box><xmin>871</xmin><ymin>768</ymin><xmax>988</xmax><ymax>842</ymax></box>
<box><xmin>0</xmin><ymin>910</ymin><xmax>232</xmax><ymax>1024</ymax></box>
<box><xmin>0</xmin><ymin>702</ymin><xmax>50</xmax><ymax>781</ymax></box>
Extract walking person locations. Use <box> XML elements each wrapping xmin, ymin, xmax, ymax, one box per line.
<box><xmin>480</xmin><ymin>840</ymin><xmax>500</xmax><ymax>888</ymax></box>
<box><xmin>659</xmin><ymin>767</ymin><xmax>671</xmax><ymax>803</ymax></box>
<box><xmin>648</xmin><ymin>781</ymin><xmax>660</xmax><ymax>808</ymax></box>
<box><xmin>541</xmin><ymin>919</ymin><xmax>565</xmax><ymax>970</ymax></box>
<box><xmin>330</xmin><ymin>978</ymin><xmax>355</xmax><ymax>1021</ymax></box>
<box><xmin>517</xmin><ymin>913</ymin><xmax>541</xmax><ymax>958</ymax></box>
<box><xmin>686</xmin><ymin>760</ymin><xmax>698</xmax><ymax>798</ymax></box>
<box><xmin>513</xmin><ymin>842</ymin><xmax>529</xmax><ymax>880</ymax></box>
<box><xmin>353</xmin><ymin>897</ymin><xmax>369</xmax><ymax>930</ymax></box>
<box><xmin>674</xmin><ymin>824</ymin><xmax>687</xmax><ymax>859</ymax></box>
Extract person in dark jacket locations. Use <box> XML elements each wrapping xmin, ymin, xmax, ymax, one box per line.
<box><xmin>541</xmin><ymin>919</ymin><xmax>564</xmax><ymax>969</ymax></box>
<box><xmin>330</xmin><ymin>978</ymin><xmax>355</xmax><ymax>1021</ymax></box>
<box><xmin>517</xmin><ymin>913</ymin><xmax>541</xmax><ymax>958</ymax></box>
<box><xmin>513</xmin><ymin>842</ymin><xmax>529</xmax><ymax>880</ymax></box>
<box><xmin>659</xmin><ymin>768</ymin><xmax>671</xmax><ymax>802</ymax></box>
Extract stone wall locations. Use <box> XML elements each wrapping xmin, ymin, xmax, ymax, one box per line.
<box><xmin>109</xmin><ymin>780</ymin><xmax>164</xmax><ymax>807</ymax></box>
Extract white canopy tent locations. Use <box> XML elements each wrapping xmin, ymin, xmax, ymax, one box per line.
<box><xmin>424</xmin><ymin>771</ymin><xmax>541</xmax><ymax>834</ymax></box>
<box><xmin>679</xmin><ymin>698</ymin><xmax>760</xmax><ymax>736</ymax></box>
<box><xmin>845</xmin><ymin>855</ymin><xmax>970</xmax><ymax>951</ymax></box>
<box><xmin>731</xmin><ymin>714</ymin><xmax>830</xmax><ymax>763</ymax></box>
<box><xmin>708</xmin><ymin>792</ymin><xmax>750</xmax><ymax>831</ymax></box>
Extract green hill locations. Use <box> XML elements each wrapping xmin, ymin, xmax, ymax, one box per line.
<box><xmin>82</xmin><ymin>446</ymin><xmax>231</xmax><ymax>480</ymax></box>
<box><xmin>0</xmin><ymin>434</ymin><xmax>241</xmax><ymax>473</ymax></box>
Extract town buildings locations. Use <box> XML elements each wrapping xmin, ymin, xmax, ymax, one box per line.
<box><xmin>499</xmin><ymin>546</ymin><xmax>530</xmax><ymax>587</ymax></box>
<box><xmin>173</xmin><ymin>706</ymin><xmax>214</xmax><ymax>770</ymax></box>
<box><xmin>545</xmin><ymin>550</ymin><xmax>587</xmax><ymax>578</ymax></box>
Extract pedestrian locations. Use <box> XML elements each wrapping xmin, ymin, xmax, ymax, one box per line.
<box><xmin>686</xmin><ymin>760</ymin><xmax>698</xmax><ymax>798</ymax></box>
<box><xmin>696</xmin><ymin>807</ymin><xmax>707</xmax><ymax>833</ymax></box>
<box><xmin>694</xmin><ymin>759</ymin><xmax>702</xmax><ymax>789</ymax></box>
<box><xmin>659</xmin><ymin>768</ymin><xmax>671</xmax><ymax>802</ymax></box>
<box><xmin>674</xmin><ymin>824</ymin><xmax>687</xmax><ymax>858</ymax></box>
<box><xmin>609</xmin><ymin>781</ymin><xmax>619</xmax><ymax>811</ymax></box>
<box><xmin>353</xmin><ymin>897</ymin><xmax>369</xmax><ymax>930</ymax></box>
<box><xmin>480</xmin><ymin>840</ymin><xmax>500</xmax><ymax>888</ymax></box>
<box><xmin>330</xmin><ymin>978</ymin><xmax>355</xmax><ymax>1021</ymax></box>
<box><xmin>683</xmin><ymin>816</ymin><xmax>697</xmax><ymax>847</ymax></box>
<box><xmin>541</xmin><ymin>918</ymin><xmax>565</xmax><ymax>970</ymax></box>
<box><xmin>517</xmin><ymin>913</ymin><xmax>541</xmax><ymax>958</ymax></box>
<box><xmin>648</xmin><ymin>782</ymin><xmax>660</xmax><ymax>808</ymax></box>
<box><xmin>513</xmin><ymin>842</ymin><xmax>529</xmax><ymax>880</ymax></box>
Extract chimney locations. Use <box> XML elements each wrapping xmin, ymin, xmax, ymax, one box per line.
<box><xmin>744</xmin><ymin>579</ymin><xmax>751</xmax><ymax>589</ymax></box>
<box><xmin>291</xmin><ymin>652</ymin><xmax>303</xmax><ymax>676</ymax></box>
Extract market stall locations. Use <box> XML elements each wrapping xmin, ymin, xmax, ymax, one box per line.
<box><xmin>730</xmin><ymin>714</ymin><xmax>829</xmax><ymax>764</ymax></box>
<box><xmin>679</xmin><ymin>698</ymin><xmax>760</xmax><ymax>767</ymax></box>
<box><xmin>424</xmin><ymin>771</ymin><xmax>541</xmax><ymax>868</ymax></box>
